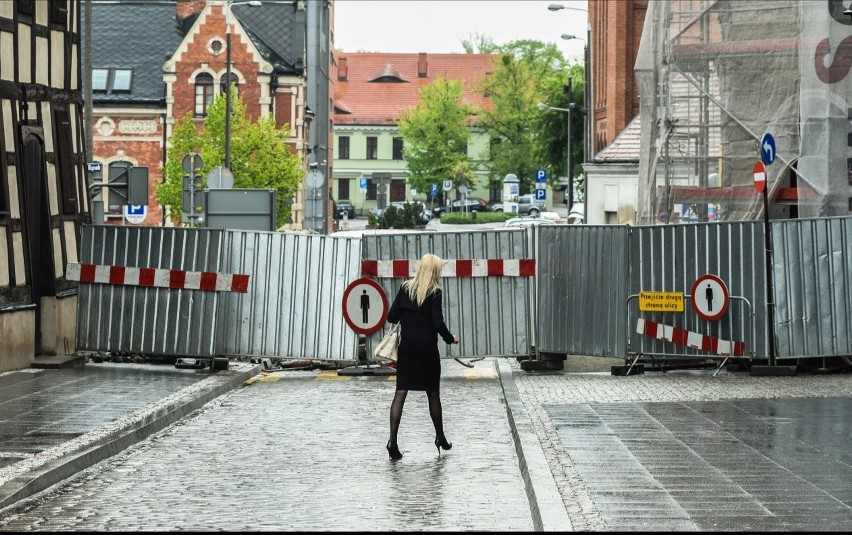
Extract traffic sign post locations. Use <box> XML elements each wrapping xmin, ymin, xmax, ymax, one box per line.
<box><xmin>339</xmin><ymin>277</ymin><xmax>396</xmax><ymax>377</ymax></box>
<box><xmin>181</xmin><ymin>152</ymin><xmax>205</xmax><ymax>225</ymax></box>
<box><xmin>757</xmin><ymin>134</ymin><xmax>778</xmax><ymax>365</ymax></box>
<box><xmin>690</xmin><ymin>274</ymin><xmax>729</xmax><ymax>322</ymax></box>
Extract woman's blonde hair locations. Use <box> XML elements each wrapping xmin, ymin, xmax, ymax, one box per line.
<box><xmin>403</xmin><ymin>254</ymin><xmax>443</xmax><ymax>306</ymax></box>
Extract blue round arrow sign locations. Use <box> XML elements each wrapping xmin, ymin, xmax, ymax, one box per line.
<box><xmin>760</xmin><ymin>133</ymin><xmax>776</xmax><ymax>165</ymax></box>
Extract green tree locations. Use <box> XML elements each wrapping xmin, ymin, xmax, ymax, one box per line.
<box><xmin>157</xmin><ymin>93</ymin><xmax>304</xmax><ymax>227</ymax></box>
<box><xmin>475</xmin><ymin>40</ymin><xmax>572</xmax><ymax>194</ymax></box>
<box><xmin>397</xmin><ymin>76</ymin><xmax>473</xmax><ymax>199</ymax></box>
<box><xmin>461</xmin><ymin>32</ymin><xmax>498</xmax><ymax>53</ymax></box>
<box><xmin>532</xmin><ymin>62</ymin><xmax>586</xmax><ymax>199</ymax></box>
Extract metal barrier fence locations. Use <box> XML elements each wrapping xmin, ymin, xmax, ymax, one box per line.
<box><xmin>537</xmin><ymin>225</ymin><xmax>630</xmax><ymax>358</ymax></box>
<box><xmin>215</xmin><ymin>230</ymin><xmax>362</xmax><ymax>361</ymax></box>
<box><xmin>626</xmin><ymin>221</ymin><xmax>767</xmax><ymax>361</ymax></box>
<box><xmin>772</xmin><ymin>217</ymin><xmax>852</xmax><ymax>360</ymax></box>
<box><xmin>74</xmin><ymin>216</ymin><xmax>852</xmax><ymax>364</ymax></box>
<box><xmin>361</xmin><ymin>229</ymin><xmax>533</xmax><ymax>360</ymax></box>
<box><xmin>76</xmin><ymin>225</ymin><xmax>226</xmax><ymax>357</ymax></box>
<box><xmin>537</xmin><ymin>221</ymin><xmax>767</xmax><ymax>362</ymax></box>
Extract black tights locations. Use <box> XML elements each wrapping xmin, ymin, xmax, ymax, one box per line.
<box><xmin>388</xmin><ymin>389</ymin><xmax>446</xmax><ymax>445</ymax></box>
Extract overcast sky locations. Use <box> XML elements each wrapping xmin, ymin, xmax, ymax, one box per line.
<box><xmin>333</xmin><ymin>0</ymin><xmax>590</xmax><ymax>62</ymax></box>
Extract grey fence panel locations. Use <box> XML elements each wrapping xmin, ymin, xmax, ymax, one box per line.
<box><xmin>76</xmin><ymin>225</ymin><xmax>225</xmax><ymax>357</ymax></box>
<box><xmin>537</xmin><ymin>225</ymin><xmax>631</xmax><ymax>357</ymax></box>
<box><xmin>772</xmin><ymin>217</ymin><xmax>852</xmax><ymax>359</ymax></box>
<box><xmin>361</xmin><ymin>229</ymin><xmax>532</xmax><ymax>359</ymax></box>
<box><xmin>627</xmin><ymin>221</ymin><xmax>767</xmax><ymax>360</ymax></box>
<box><xmin>216</xmin><ymin>231</ymin><xmax>362</xmax><ymax>360</ymax></box>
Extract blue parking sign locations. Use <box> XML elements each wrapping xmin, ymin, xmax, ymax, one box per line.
<box><xmin>431</xmin><ymin>183</ymin><xmax>438</xmax><ymax>195</ymax></box>
<box><xmin>359</xmin><ymin>177</ymin><xmax>368</xmax><ymax>189</ymax></box>
<box><xmin>535</xmin><ymin>169</ymin><xmax>547</xmax><ymax>183</ymax></box>
<box><xmin>535</xmin><ymin>189</ymin><xmax>546</xmax><ymax>201</ymax></box>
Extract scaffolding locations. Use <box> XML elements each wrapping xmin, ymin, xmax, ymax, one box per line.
<box><xmin>636</xmin><ymin>0</ymin><xmax>851</xmax><ymax>224</ymax></box>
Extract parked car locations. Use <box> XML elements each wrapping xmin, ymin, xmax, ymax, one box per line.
<box><xmin>517</xmin><ymin>194</ymin><xmax>546</xmax><ymax>216</ymax></box>
<box><xmin>566</xmin><ymin>204</ymin><xmax>585</xmax><ymax>224</ymax></box>
<box><xmin>334</xmin><ymin>199</ymin><xmax>356</xmax><ymax>220</ymax></box>
<box><xmin>504</xmin><ymin>217</ymin><xmax>558</xmax><ymax>228</ymax></box>
<box><xmin>487</xmin><ymin>195</ymin><xmax>546</xmax><ymax>215</ymax></box>
<box><xmin>432</xmin><ymin>197</ymin><xmax>487</xmax><ymax>217</ymax></box>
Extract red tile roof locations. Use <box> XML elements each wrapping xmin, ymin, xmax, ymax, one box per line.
<box><xmin>333</xmin><ymin>52</ymin><xmax>497</xmax><ymax>126</ymax></box>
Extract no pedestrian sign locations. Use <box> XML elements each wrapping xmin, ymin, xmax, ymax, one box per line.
<box><xmin>691</xmin><ymin>274</ymin><xmax>729</xmax><ymax>322</ymax></box>
<box><xmin>342</xmin><ymin>278</ymin><xmax>388</xmax><ymax>335</ymax></box>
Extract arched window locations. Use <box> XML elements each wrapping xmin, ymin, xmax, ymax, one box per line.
<box><xmin>220</xmin><ymin>73</ymin><xmax>239</xmax><ymax>97</ymax></box>
<box><xmin>195</xmin><ymin>73</ymin><xmax>214</xmax><ymax>116</ymax></box>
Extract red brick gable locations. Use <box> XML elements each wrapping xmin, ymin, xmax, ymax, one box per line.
<box><xmin>169</xmin><ymin>5</ymin><xmax>267</xmax><ymax>124</ymax></box>
<box><xmin>332</xmin><ymin>52</ymin><xmax>496</xmax><ymax>126</ymax></box>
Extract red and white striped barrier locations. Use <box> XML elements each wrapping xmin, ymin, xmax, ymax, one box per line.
<box><xmin>66</xmin><ymin>263</ymin><xmax>250</xmax><ymax>293</ymax></box>
<box><xmin>636</xmin><ymin>318</ymin><xmax>745</xmax><ymax>357</ymax></box>
<box><xmin>361</xmin><ymin>258</ymin><xmax>536</xmax><ymax>278</ymax></box>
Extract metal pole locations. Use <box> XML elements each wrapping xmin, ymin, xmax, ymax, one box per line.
<box><xmin>567</xmin><ymin>96</ymin><xmax>573</xmax><ymax>211</ymax></box>
<box><xmin>224</xmin><ymin>2</ymin><xmax>232</xmax><ymax>169</ymax></box>
<box><xmin>762</xmin><ymin>186</ymin><xmax>776</xmax><ymax>364</ymax></box>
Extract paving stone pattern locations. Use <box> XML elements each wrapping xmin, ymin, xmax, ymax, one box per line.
<box><xmin>0</xmin><ymin>366</ymin><xmax>533</xmax><ymax>531</ymax></box>
<box><xmin>511</xmin><ymin>361</ymin><xmax>852</xmax><ymax>532</ymax></box>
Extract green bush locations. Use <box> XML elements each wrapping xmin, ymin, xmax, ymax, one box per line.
<box><xmin>377</xmin><ymin>202</ymin><xmax>425</xmax><ymax>229</ymax></box>
<box><xmin>440</xmin><ymin>212</ymin><xmax>516</xmax><ymax>224</ymax></box>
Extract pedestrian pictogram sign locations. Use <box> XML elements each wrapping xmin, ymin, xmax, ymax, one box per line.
<box><xmin>691</xmin><ymin>274</ymin><xmax>729</xmax><ymax>322</ymax></box>
<box><xmin>753</xmin><ymin>161</ymin><xmax>766</xmax><ymax>193</ymax></box>
<box><xmin>342</xmin><ymin>277</ymin><xmax>388</xmax><ymax>334</ymax></box>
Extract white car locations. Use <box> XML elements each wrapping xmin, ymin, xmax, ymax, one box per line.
<box><xmin>504</xmin><ymin>217</ymin><xmax>558</xmax><ymax>228</ymax></box>
<box><xmin>566</xmin><ymin>204</ymin><xmax>585</xmax><ymax>224</ymax></box>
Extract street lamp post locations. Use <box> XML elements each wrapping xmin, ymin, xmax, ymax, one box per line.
<box><xmin>561</xmin><ymin>33</ymin><xmax>588</xmax><ymax>162</ymax></box>
<box><xmin>549</xmin><ymin>3</ymin><xmax>591</xmax><ymax>181</ymax></box>
<box><xmin>538</xmin><ymin>101</ymin><xmax>575</xmax><ymax>210</ymax></box>
<box><xmin>224</xmin><ymin>0</ymin><xmax>262</xmax><ymax>170</ymax></box>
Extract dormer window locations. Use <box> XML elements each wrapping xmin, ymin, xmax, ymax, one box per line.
<box><xmin>91</xmin><ymin>68</ymin><xmax>133</xmax><ymax>93</ymax></box>
<box><xmin>92</xmin><ymin>69</ymin><xmax>109</xmax><ymax>92</ymax></box>
<box><xmin>369</xmin><ymin>64</ymin><xmax>408</xmax><ymax>83</ymax></box>
<box><xmin>112</xmin><ymin>69</ymin><xmax>133</xmax><ymax>92</ymax></box>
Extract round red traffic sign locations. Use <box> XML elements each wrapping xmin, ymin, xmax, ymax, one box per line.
<box><xmin>342</xmin><ymin>277</ymin><xmax>389</xmax><ymax>335</ymax></box>
<box><xmin>691</xmin><ymin>274</ymin><xmax>729</xmax><ymax>322</ymax></box>
<box><xmin>753</xmin><ymin>161</ymin><xmax>766</xmax><ymax>193</ymax></box>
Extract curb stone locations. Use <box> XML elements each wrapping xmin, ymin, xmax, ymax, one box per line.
<box><xmin>496</xmin><ymin>358</ymin><xmax>572</xmax><ymax>532</ymax></box>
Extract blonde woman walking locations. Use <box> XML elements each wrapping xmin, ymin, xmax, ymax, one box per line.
<box><xmin>385</xmin><ymin>254</ymin><xmax>459</xmax><ymax>460</ymax></box>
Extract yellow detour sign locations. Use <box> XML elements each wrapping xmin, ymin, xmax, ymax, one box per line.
<box><xmin>639</xmin><ymin>291</ymin><xmax>684</xmax><ymax>312</ymax></box>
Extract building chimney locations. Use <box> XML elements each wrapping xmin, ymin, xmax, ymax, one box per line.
<box><xmin>417</xmin><ymin>52</ymin><xmax>428</xmax><ymax>78</ymax></box>
<box><xmin>177</xmin><ymin>0</ymin><xmax>207</xmax><ymax>20</ymax></box>
<box><xmin>338</xmin><ymin>57</ymin><xmax>348</xmax><ymax>81</ymax></box>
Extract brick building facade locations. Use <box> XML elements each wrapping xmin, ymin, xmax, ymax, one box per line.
<box><xmin>589</xmin><ymin>0</ymin><xmax>647</xmax><ymax>153</ymax></box>
<box><xmin>89</xmin><ymin>0</ymin><xmax>313</xmax><ymax>228</ymax></box>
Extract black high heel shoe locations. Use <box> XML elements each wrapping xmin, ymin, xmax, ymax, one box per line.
<box><xmin>386</xmin><ymin>440</ymin><xmax>403</xmax><ymax>460</ymax></box>
<box><xmin>434</xmin><ymin>436</ymin><xmax>452</xmax><ymax>455</ymax></box>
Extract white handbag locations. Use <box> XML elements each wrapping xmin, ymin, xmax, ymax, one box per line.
<box><xmin>374</xmin><ymin>323</ymin><xmax>401</xmax><ymax>361</ymax></box>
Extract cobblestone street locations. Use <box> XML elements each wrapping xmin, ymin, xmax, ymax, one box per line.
<box><xmin>0</xmin><ymin>363</ymin><xmax>533</xmax><ymax>531</ymax></box>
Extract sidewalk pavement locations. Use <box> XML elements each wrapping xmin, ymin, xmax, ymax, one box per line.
<box><xmin>1</xmin><ymin>355</ymin><xmax>851</xmax><ymax>531</ymax></box>
<box><xmin>0</xmin><ymin>359</ymin><xmax>261</xmax><ymax>512</ymax></box>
